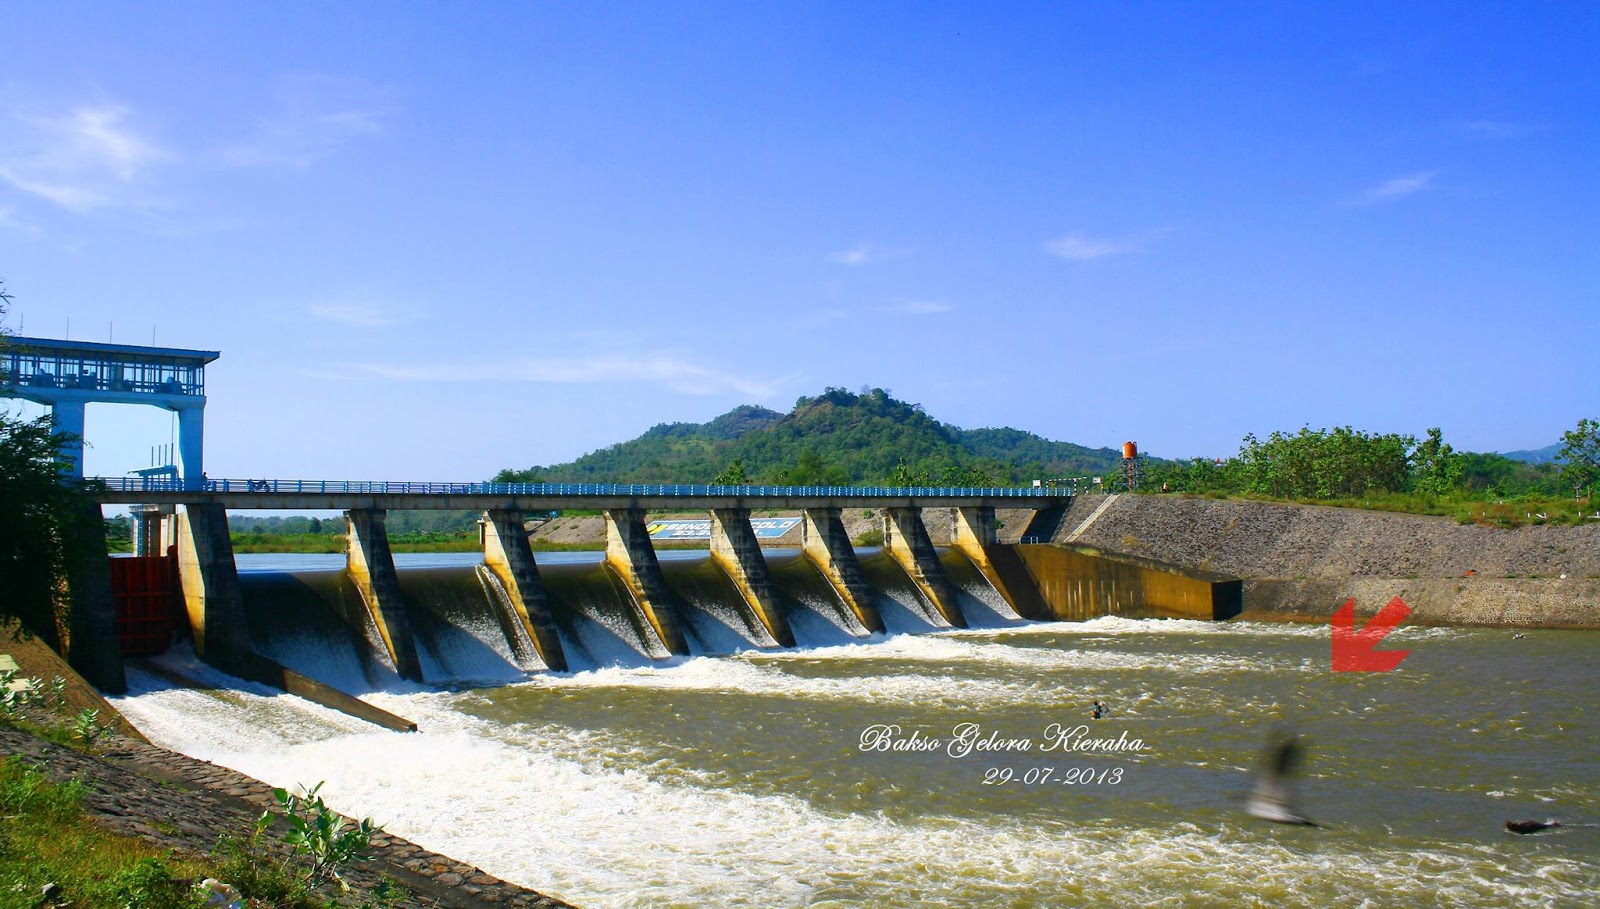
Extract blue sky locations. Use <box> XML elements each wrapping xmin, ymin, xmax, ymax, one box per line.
<box><xmin>3</xmin><ymin>3</ymin><xmax>1596</xmax><ymax>482</ymax></box>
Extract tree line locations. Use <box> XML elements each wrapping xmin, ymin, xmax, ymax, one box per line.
<box><xmin>1138</xmin><ymin>422</ymin><xmax>1598</xmax><ymax>504</ymax></box>
<box><xmin>226</xmin><ymin>511</ymin><xmax>483</xmax><ymax>536</ymax></box>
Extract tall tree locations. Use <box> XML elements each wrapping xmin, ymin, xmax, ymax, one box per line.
<box><xmin>1559</xmin><ymin>418</ymin><xmax>1599</xmax><ymax>500</ymax></box>
<box><xmin>712</xmin><ymin>457</ymin><xmax>750</xmax><ymax>485</ymax></box>
<box><xmin>1410</xmin><ymin>427</ymin><xmax>1464</xmax><ymax>496</ymax></box>
<box><xmin>1</xmin><ymin>283</ymin><xmax>93</xmax><ymax>642</ymax></box>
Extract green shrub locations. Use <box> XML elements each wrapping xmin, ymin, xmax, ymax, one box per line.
<box><xmin>0</xmin><ymin>756</ymin><xmax>85</xmax><ymax>821</ymax></box>
<box><xmin>103</xmin><ymin>857</ymin><xmax>205</xmax><ymax>909</ymax></box>
<box><xmin>211</xmin><ymin>834</ymin><xmax>318</xmax><ymax>909</ymax></box>
<box><xmin>262</xmin><ymin>782</ymin><xmax>383</xmax><ymax>889</ymax></box>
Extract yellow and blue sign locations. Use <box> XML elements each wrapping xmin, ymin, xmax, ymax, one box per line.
<box><xmin>646</xmin><ymin>517</ymin><xmax>802</xmax><ymax>539</ymax></box>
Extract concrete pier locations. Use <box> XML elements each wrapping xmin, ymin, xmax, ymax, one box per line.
<box><xmin>175</xmin><ymin>504</ymin><xmax>254</xmax><ymax>677</ymax></box>
<box><xmin>951</xmin><ymin>506</ymin><xmax>1049</xmax><ymax>620</ymax></box>
<box><xmin>482</xmin><ymin>509</ymin><xmax>568</xmax><ymax>671</ymax></box>
<box><xmin>50</xmin><ymin>399</ymin><xmax>86</xmax><ymax>476</ymax></box>
<box><xmin>344</xmin><ymin>509</ymin><xmax>424</xmax><ymax>682</ymax></box>
<box><xmin>708</xmin><ymin>508</ymin><xmax>794</xmax><ymax>647</ymax></box>
<box><xmin>883</xmin><ymin>508</ymin><xmax>966</xmax><ymax>627</ymax></box>
<box><xmin>801</xmin><ymin>507</ymin><xmax>883</xmax><ymax>633</ymax></box>
<box><xmin>605</xmin><ymin>508</ymin><xmax>690</xmax><ymax>656</ymax></box>
<box><xmin>65</xmin><ymin>501</ymin><xmax>127</xmax><ymax>693</ymax></box>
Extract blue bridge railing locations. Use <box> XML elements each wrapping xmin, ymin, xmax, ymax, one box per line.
<box><xmin>88</xmin><ymin>477</ymin><xmax>1080</xmax><ymax>498</ymax></box>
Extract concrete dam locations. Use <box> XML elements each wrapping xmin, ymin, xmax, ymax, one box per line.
<box><xmin>75</xmin><ymin>483</ymin><xmax>1242</xmax><ymax>725</ymax></box>
<box><xmin>236</xmin><ymin>542</ymin><xmax>1240</xmax><ymax>698</ymax></box>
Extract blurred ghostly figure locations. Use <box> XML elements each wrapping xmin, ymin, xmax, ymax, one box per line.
<box><xmin>1504</xmin><ymin>819</ymin><xmax>1561</xmax><ymax>834</ymax></box>
<box><xmin>1246</xmin><ymin>727</ymin><xmax>1317</xmax><ymax>826</ymax></box>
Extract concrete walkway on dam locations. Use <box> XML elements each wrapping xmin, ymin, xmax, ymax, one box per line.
<box><xmin>1053</xmin><ymin>493</ymin><xmax>1600</xmax><ymax>628</ymax></box>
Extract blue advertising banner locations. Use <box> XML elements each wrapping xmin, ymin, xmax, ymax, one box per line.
<box><xmin>646</xmin><ymin>517</ymin><xmax>802</xmax><ymax>540</ymax></box>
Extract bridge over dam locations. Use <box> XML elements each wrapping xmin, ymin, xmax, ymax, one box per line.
<box><xmin>68</xmin><ymin>477</ymin><xmax>1241</xmax><ymax>724</ymax></box>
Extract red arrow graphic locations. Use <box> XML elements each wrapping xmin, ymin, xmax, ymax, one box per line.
<box><xmin>1331</xmin><ymin>596</ymin><xmax>1411</xmax><ymax>672</ymax></box>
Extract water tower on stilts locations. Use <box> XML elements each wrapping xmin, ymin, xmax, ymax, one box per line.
<box><xmin>1122</xmin><ymin>441</ymin><xmax>1141</xmax><ymax>492</ymax></box>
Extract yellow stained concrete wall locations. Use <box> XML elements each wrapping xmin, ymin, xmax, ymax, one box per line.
<box><xmin>482</xmin><ymin>509</ymin><xmax>569</xmax><ymax>671</ymax></box>
<box><xmin>708</xmin><ymin>509</ymin><xmax>793</xmax><ymax>647</ymax></box>
<box><xmin>604</xmin><ymin>508</ymin><xmax>690</xmax><ymax>656</ymax></box>
<box><xmin>883</xmin><ymin>508</ymin><xmax>966</xmax><ymax>627</ymax></box>
<box><xmin>801</xmin><ymin>508</ymin><xmax>884</xmax><ymax>633</ymax></box>
<box><xmin>344</xmin><ymin>509</ymin><xmax>423</xmax><ymax>682</ymax></box>
<box><xmin>1016</xmin><ymin>545</ymin><xmax>1240</xmax><ymax>621</ymax></box>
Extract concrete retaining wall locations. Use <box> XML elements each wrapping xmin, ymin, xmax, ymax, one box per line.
<box><xmin>1017</xmin><ymin>545</ymin><xmax>1241</xmax><ymax>622</ymax></box>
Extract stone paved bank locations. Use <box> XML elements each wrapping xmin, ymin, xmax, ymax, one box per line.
<box><xmin>1057</xmin><ymin>494</ymin><xmax>1600</xmax><ymax>627</ymax></box>
<box><xmin>0</xmin><ymin>724</ymin><xmax>575</xmax><ymax>908</ymax></box>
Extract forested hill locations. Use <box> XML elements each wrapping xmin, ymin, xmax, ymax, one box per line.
<box><xmin>495</xmin><ymin>387</ymin><xmax>1127</xmax><ymax>486</ymax></box>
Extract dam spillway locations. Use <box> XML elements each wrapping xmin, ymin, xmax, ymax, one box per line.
<box><xmin>96</xmin><ymin>495</ymin><xmax>1080</xmax><ymax>694</ymax></box>
<box><xmin>80</xmin><ymin>489</ymin><xmax>1242</xmax><ymax>708</ymax></box>
<box><xmin>234</xmin><ymin>547</ymin><xmax>1025</xmax><ymax>692</ymax></box>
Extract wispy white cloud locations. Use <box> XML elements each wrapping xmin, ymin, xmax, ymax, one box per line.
<box><xmin>0</xmin><ymin>102</ymin><xmax>169</xmax><ymax>211</ymax></box>
<box><xmin>218</xmin><ymin>74</ymin><xmax>391</xmax><ymax>169</ymax></box>
<box><xmin>882</xmin><ymin>299</ymin><xmax>952</xmax><ymax>315</ymax></box>
<box><xmin>338</xmin><ymin>353</ymin><xmax>780</xmax><ymax>397</ymax></box>
<box><xmin>304</xmin><ymin>300</ymin><xmax>407</xmax><ymax>328</ymax></box>
<box><xmin>1349</xmin><ymin>171</ymin><xmax>1437</xmax><ymax>206</ymax></box>
<box><xmin>829</xmin><ymin>243</ymin><xmax>907</xmax><ymax>266</ymax></box>
<box><xmin>1044</xmin><ymin>231</ymin><xmax>1143</xmax><ymax>261</ymax></box>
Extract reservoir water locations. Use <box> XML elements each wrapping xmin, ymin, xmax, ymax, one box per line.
<box><xmin>111</xmin><ymin>553</ymin><xmax>1599</xmax><ymax>907</ymax></box>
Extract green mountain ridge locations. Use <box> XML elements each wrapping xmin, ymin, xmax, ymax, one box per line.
<box><xmin>497</xmin><ymin>387</ymin><xmax>1127</xmax><ymax>486</ymax></box>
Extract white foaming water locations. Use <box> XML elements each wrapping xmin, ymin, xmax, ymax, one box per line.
<box><xmin>521</xmin><ymin>653</ymin><xmax>1060</xmax><ymax>709</ymax></box>
<box><xmin>111</xmin><ymin>668</ymin><xmax>1592</xmax><ymax>909</ymax></box>
<box><xmin>680</xmin><ymin>600</ymin><xmax>772</xmax><ymax>654</ymax></box>
<box><xmin>961</xmin><ymin>615</ymin><xmax>1474</xmax><ymax>642</ymax></box>
<box><xmin>558</xmin><ymin>605</ymin><xmax>672</xmax><ymax>670</ymax></box>
<box><xmin>783</xmin><ymin>595</ymin><xmax>871</xmax><ymax>647</ymax></box>
<box><xmin>413</xmin><ymin>614</ymin><xmax>530</xmax><ymax>686</ymax></box>
<box><xmin>749</xmin><ymin>631</ymin><xmax>1301</xmax><ymax>675</ymax></box>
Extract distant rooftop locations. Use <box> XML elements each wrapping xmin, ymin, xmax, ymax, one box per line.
<box><xmin>2</xmin><ymin>335</ymin><xmax>220</xmax><ymax>400</ymax></box>
<box><xmin>4</xmin><ymin>335</ymin><xmax>220</xmax><ymax>366</ymax></box>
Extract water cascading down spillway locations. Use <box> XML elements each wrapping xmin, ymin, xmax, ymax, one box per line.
<box><xmin>230</xmin><ymin>508</ymin><xmax>1032</xmax><ymax>690</ymax></box>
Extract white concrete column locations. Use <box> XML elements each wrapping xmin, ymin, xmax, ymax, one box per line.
<box><xmin>177</xmin><ymin>404</ymin><xmax>205</xmax><ymax>490</ymax></box>
<box><xmin>50</xmin><ymin>398</ymin><xmax>86</xmax><ymax>477</ymax></box>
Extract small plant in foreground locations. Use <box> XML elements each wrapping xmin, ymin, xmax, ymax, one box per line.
<box><xmin>0</xmin><ymin>668</ymin><xmax>37</xmax><ymax>717</ymax></box>
<box><xmin>72</xmin><ymin>708</ymin><xmax>104</xmax><ymax>746</ymax></box>
<box><xmin>44</xmin><ymin>676</ymin><xmax>70</xmax><ymax>711</ymax></box>
<box><xmin>355</xmin><ymin>877</ymin><xmax>408</xmax><ymax>909</ymax></box>
<box><xmin>260</xmin><ymin>782</ymin><xmax>383</xmax><ymax>889</ymax></box>
<box><xmin>211</xmin><ymin>833</ymin><xmax>317</xmax><ymax>909</ymax></box>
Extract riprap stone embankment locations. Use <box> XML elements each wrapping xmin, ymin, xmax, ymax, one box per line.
<box><xmin>1053</xmin><ymin>494</ymin><xmax>1600</xmax><ymax>628</ymax></box>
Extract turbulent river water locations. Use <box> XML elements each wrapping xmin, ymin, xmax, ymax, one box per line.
<box><xmin>110</xmin><ymin>553</ymin><xmax>1599</xmax><ymax>908</ymax></box>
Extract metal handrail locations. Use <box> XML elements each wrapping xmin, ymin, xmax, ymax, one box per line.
<box><xmin>87</xmin><ymin>476</ymin><xmax>1080</xmax><ymax>498</ymax></box>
